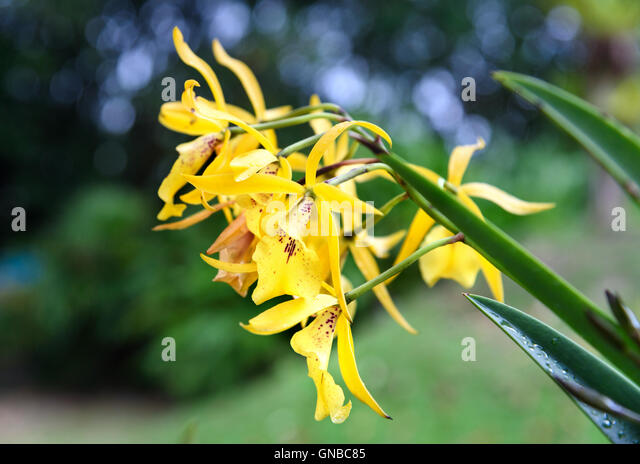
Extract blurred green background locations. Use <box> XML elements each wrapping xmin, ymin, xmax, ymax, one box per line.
<box><xmin>2</xmin><ymin>0</ymin><xmax>640</xmax><ymax>443</ymax></box>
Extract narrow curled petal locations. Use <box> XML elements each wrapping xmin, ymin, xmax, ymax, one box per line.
<box><xmin>207</xmin><ymin>214</ymin><xmax>249</xmax><ymax>254</ymax></box>
<box><xmin>180</xmin><ymin>132</ymin><xmax>234</xmax><ymax>205</ymax></box>
<box><xmin>212</xmin><ymin>229</ymin><xmax>257</xmax><ymax>297</ymax></box>
<box><xmin>263</xmin><ymin>105</ymin><xmax>292</xmax><ymax>120</ymax></box>
<box><xmin>286</xmin><ymin>152</ymin><xmax>308</xmax><ymax>172</ymax></box>
<box><xmin>205</xmin><ymin>129</ymin><xmax>233</xmax><ymax>174</ymax></box>
<box><xmin>409</xmin><ymin>163</ymin><xmax>442</xmax><ymax>184</ymax></box>
<box><xmin>349</xmin><ymin>244</ymin><xmax>417</xmax><ymax>334</ymax></box>
<box><xmin>456</xmin><ymin>190</ymin><xmax>504</xmax><ymax>301</ymax></box>
<box><xmin>184</xmin><ymin>172</ymin><xmax>305</xmax><ymax>196</ymax></box>
<box><xmin>152</xmin><ymin>206</ymin><xmax>225</xmax><ymax>231</ymax></box>
<box><xmin>158</xmin><ymin>102</ymin><xmax>223</xmax><ymax>135</ymax></box>
<box><xmin>278</xmin><ymin>156</ymin><xmax>292</xmax><ymax>181</ymax></box>
<box><xmin>337</xmin><ymin>315</ymin><xmax>390</xmax><ymax>419</ymax></box>
<box><xmin>213</xmin><ymin>39</ymin><xmax>266</xmax><ymax>119</ymax></box>
<box><xmin>173</xmin><ymin>27</ymin><xmax>225</xmax><ymax>109</ymax></box>
<box><xmin>230</xmin><ymin>149</ymin><xmax>278</xmax><ymax>181</ymax></box>
<box><xmin>352</xmin><ymin>169</ymin><xmax>396</xmax><ymax>183</ymax></box>
<box><xmin>447</xmin><ymin>137</ymin><xmax>485</xmax><ymax>186</ymax></box>
<box><xmin>200</xmin><ymin>253</ymin><xmax>257</xmax><ymax>273</ymax></box>
<box><xmin>242</xmin><ymin>294</ymin><xmax>337</xmax><ymax>335</ymax></box>
<box><xmin>224</xmin><ymin>104</ymin><xmax>256</xmax><ymax>123</ymax></box>
<box><xmin>306</xmin><ymin>121</ymin><xmax>391</xmax><ymax>186</ymax></box>
<box><xmin>418</xmin><ymin>225</ymin><xmax>479</xmax><ymax>288</ymax></box>
<box><xmin>313</xmin><ymin>182</ymin><xmax>382</xmax><ymax>216</ymax></box>
<box><xmin>291</xmin><ymin>305</ymin><xmax>351</xmax><ymax>423</ymax></box>
<box><xmin>356</xmin><ymin>230</ymin><xmax>406</xmax><ymax>259</ymax></box>
<box><xmin>183</xmin><ymin>80</ymin><xmax>277</xmax><ymax>153</ymax></box>
<box><xmin>459</xmin><ymin>182</ymin><xmax>555</xmax><ymax>215</ymax></box>
<box><xmin>479</xmin><ymin>255</ymin><xmax>504</xmax><ymax>302</ymax></box>
<box><xmin>392</xmin><ymin>209</ymin><xmax>435</xmax><ymax>267</ymax></box>
<box><xmin>157</xmin><ymin>133</ymin><xmax>220</xmax><ymax>220</ymax></box>
<box><xmin>334</xmin><ymin>132</ymin><xmax>350</xmax><ymax>163</ymax></box>
<box><xmin>309</xmin><ymin>94</ymin><xmax>333</xmax><ymax>135</ymax></box>
<box><xmin>308</xmin><ymin>95</ymin><xmax>336</xmax><ymax>164</ymax></box>
<box><xmin>321</xmin><ymin>201</ymin><xmax>352</xmax><ymax>322</ymax></box>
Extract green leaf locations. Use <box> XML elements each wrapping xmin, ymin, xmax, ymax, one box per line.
<box><xmin>466</xmin><ymin>293</ymin><xmax>640</xmax><ymax>443</ymax></box>
<box><xmin>380</xmin><ymin>151</ymin><xmax>640</xmax><ymax>386</ymax></box>
<box><xmin>494</xmin><ymin>71</ymin><xmax>640</xmax><ymax>207</ymax></box>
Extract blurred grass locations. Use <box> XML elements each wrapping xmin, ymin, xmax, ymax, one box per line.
<box><xmin>0</xmin><ymin>284</ymin><xmax>609</xmax><ymax>443</ymax></box>
<box><xmin>10</xmin><ymin>216</ymin><xmax>640</xmax><ymax>446</ymax></box>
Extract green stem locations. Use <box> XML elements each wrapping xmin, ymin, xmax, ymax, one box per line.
<box><xmin>377</xmin><ymin>192</ymin><xmax>408</xmax><ymax>217</ymax></box>
<box><xmin>296</xmin><ymin>158</ymin><xmax>378</xmax><ymax>185</ymax></box>
<box><xmin>228</xmin><ymin>113</ymin><xmax>344</xmax><ymax>134</ymax></box>
<box><xmin>271</xmin><ymin>103</ymin><xmax>344</xmax><ymax>120</ymax></box>
<box><xmin>277</xmin><ymin>133</ymin><xmax>324</xmax><ymax>158</ymax></box>
<box><xmin>325</xmin><ymin>163</ymin><xmax>393</xmax><ymax>186</ymax></box>
<box><xmin>345</xmin><ymin>233</ymin><xmax>464</xmax><ymax>303</ymax></box>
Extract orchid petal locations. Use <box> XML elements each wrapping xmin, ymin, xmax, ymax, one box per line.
<box><xmin>337</xmin><ymin>315</ymin><xmax>390</xmax><ymax>419</ymax></box>
<box><xmin>184</xmin><ymin>172</ymin><xmax>305</xmax><ymax>196</ymax></box>
<box><xmin>447</xmin><ymin>137</ymin><xmax>485</xmax><ymax>186</ymax></box>
<box><xmin>241</xmin><ymin>294</ymin><xmax>337</xmax><ymax>335</ymax></box>
<box><xmin>349</xmin><ymin>244</ymin><xmax>417</xmax><ymax>334</ymax></box>
<box><xmin>213</xmin><ymin>39</ymin><xmax>266</xmax><ymax>119</ymax></box>
<box><xmin>460</xmin><ymin>182</ymin><xmax>555</xmax><ymax>215</ymax></box>
<box><xmin>172</xmin><ymin>27</ymin><xmax>226</xmax><ymax>110</ymax></box>
<box><xmin>306</xmin><ymin>121</ymin><xmax>391</xmax><ymax>186</ymax></box>
<box><xmin>200</xmin><ymin>253</ymin><xmax>257</xmax><ymax>273</ymax></box>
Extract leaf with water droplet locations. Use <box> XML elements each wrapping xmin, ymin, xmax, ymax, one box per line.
<box><xmin>466</xmin><ymin>294</ymin><xmax>640</xmax><ymax>444</ymax></box>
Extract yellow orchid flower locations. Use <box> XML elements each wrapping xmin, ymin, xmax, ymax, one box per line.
<box><xmin>301</xmin><ymin>120</ymin><xmax>391</xmax><ymax>320</ymax></box>
<box><xmin>157</xmin><ymin>26</ymin><xmax>294</xmax><ymax>223</ymax></box>
<box><xmin>393</xmin><ymin>138</ymin><xmax>555</xmax><ymax>301</ymax></box>
<box><xmin>308</xmin><ymin>94</ymin><xmax>350</xmax><ymax>166</ymax></box>
<box><xmin>154</xmin><ymin>26</ymin><xmax>452</xmax><ymax>426</ymax></box>
<box><xmin>239</xmin><ymin>292</ymin><xmax>389</xmax><ymax>423</ymax></box>
<box><xmin>203</xmin><ymin>214</ymin><xmax>258</xmax><ymax>297</ymax></box>
<box><xmin>207</xmin><ymin>120</ymin><xmax>390</xmax><ymax>320</ymax></box>
<box><xmin>156</xmin><ymin>133</ymin><xmax>222</xmax><ymax>220</ymax></box>
<box><xmin>329</xmin><ymin>167</ymin><xmax>414</xmax><ymax>333</ymax></box>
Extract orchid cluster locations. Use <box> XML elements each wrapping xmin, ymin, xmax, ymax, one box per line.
<box><xmin>153</xmin><ymin>27</ymin><xmax>554</xmax><ymax>424</ymax></box>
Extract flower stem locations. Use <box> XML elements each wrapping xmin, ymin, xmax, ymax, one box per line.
<box><xmin>325</xmin><ymin>163</ymin><xmax>393</xmax><ymax>185</ymax></box>
<box><xmin>296</xmin><ymin>158</ymin><xmax>379</xmax><ymax>185</ymax></box>
<box><xmin>271</xmin><ymin>103</ymin><xmax>344</xmax><ymax>119</ymax></box>
<box><xmin>228</xmin><ymin>112</ymin><xmax>344</xmax><ymax>134</ymax></box>
<box><xmin>277</xmin><ymin>132</ymin><xmax>324</xmax><ymax>158</ymax></box>
<box><xmin>348</xmin><ymin>129</ymin><xmax>460</xmax><ymax>232</ymax></box>
<box><xmin>378</xmin><ymin>192</ymin><xmax>408</xmax><ymax>217</ymax></box>
<box><xmin>345</xmin><ymin>232</ymin><xmax>464</xmax><ymax>303</ymax></box>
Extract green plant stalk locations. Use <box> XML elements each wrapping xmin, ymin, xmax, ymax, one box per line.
<box><xmin>380</xmin><ymin>150</ymin><xmax>640</xmax><ymax>385</ymax></box>
<box><xmin>228</xmin><ymin>112</ymin><xmax>343</xmax><ymax>135</ymax></box>
<box><xmin>277</xmin><ymin>132</ymin><xmax>324</xmax><ymax>158</ymax></box>
<box><xmin>377</xmin><ymin>192</ymin><xmax>408</xmax><ymax>217</ymax></box>
<box><xmin>271</xmin><ymin>102</ymin><xmax>344</xmax><ymax>120</ymax></box>
<box><xmin>326</xmin><ymin>163</ymin><xmax>393</xmax><ymax>186</ymax></box>
<box><xmin>345</xmin><ymin>233</ymin><xmax>464</xmax><ymax>303</ymax></box>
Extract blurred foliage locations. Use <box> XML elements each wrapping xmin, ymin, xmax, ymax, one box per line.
<box><xmin>0</xmin><ymin>186</ymin><xmax>284</xmax><ymax>397</ymax></box>
<box><xmin>0</xmin><ymin>0</ymin><xmax>638</xmax><ymax>403</ymax></box>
